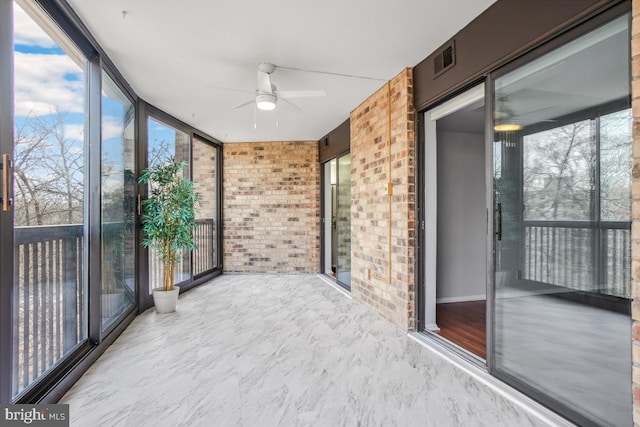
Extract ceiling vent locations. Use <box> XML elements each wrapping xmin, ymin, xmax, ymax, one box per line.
<box><xmin>434</xmin><ymin>41</ymin><xmax>456</xmax><ymax>77</ymax></box>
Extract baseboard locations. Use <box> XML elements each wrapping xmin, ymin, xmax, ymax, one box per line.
<box><xmin>436</xmin><ymin>294</ymin><xmax>486</xmax><ymax>304</ymax></box>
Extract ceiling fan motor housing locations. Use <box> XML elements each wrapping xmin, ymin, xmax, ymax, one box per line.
<box><xmin>258</xmin><ymin>62</ymin><xmax>276</xmax><ymax>74</ymax></box>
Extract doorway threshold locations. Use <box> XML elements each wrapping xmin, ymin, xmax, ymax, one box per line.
<box><xmin>420</xmin><ymin>330</ymin><xmax>486</xmax><ymax>369</ymax></box>
<box><xmin>407</xmin><ymin>332</ymin><xmax>574</xmax><ymax>427</ymax></box>
<box><xmin>317</xmin><ymin>274</ymin><xmax>352</xmax><ymax>299</ymax></box>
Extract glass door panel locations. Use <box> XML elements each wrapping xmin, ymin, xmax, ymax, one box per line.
<box><xmin>336</xmin><ymin>154</ymin><xmax>351</xmax><ymax>288</ymax></box>
<box><xmin>322</xmin><ymin>159</ymin><xmax>337</xmax><ymax>277</ymax></box>
<box><xmin>192</xmin><ymin>137</ymin><xmax>218</xmax><ymax>276</ymax></box>
<box><xmin>101</xmin><ymin>71</ymin><xmax>136</xmax><ymax>330</ymax></box>
<box><xmin>492</xmin><ymin>14</ymin><xmax>631</xmax><ymax>426</ymax></box>
<box><xmin>147</xmin><ymin>117</ymin><xmax>191</xmax><ymax>292</ymax></box>
<box><xmin>12</xmin><ymin>2</ymin><xmax>88</xmax><ymax>397</ymax></box>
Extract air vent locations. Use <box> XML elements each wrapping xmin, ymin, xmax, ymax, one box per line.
<box><xmin>434</xmin><ymin>41</ymin><xmax>456</xmax><ymax>77</ymax></box>
<box><xmin>323</xmin><ymin>137</ymin><xmax>329</xmax><ymax>147</ymax></box>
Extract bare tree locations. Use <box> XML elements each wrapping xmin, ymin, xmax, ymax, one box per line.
<box><xmin>523</xmin><ymin>120</ymin><xmax>594</xmax><ymax>221</ymax></box>
<box><xmin>13</xmin><ymin>109</ymin><xmax>83</xmax><ymax>226</ymax></box>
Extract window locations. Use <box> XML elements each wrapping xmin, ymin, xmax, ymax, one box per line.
<box><xmin>101</xmin><ymin>71</ymin><xmax>136</xmax><ymax>330</ymax></box>
<box><xmin>192</xmin><ymin>137</ymin><xmax>219</xmax><ymax>276</ymax></box>
<box><xmin>147</xmin><ymin>117</ymin><xmax>191</xmax><ymax>291</ymax></box>
<box><xmin>12</xmin><ymin>2</ymin><xmax>88</xmax><ymax>398</ymax></box>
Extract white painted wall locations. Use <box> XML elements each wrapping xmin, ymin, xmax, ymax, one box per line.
<box><xmin>436</xmin><ymin>130</ymin><xmax>486</xmax><ymax>302</ymax></box>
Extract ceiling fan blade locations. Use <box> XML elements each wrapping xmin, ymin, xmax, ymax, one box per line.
<box><xmin>257</xmin><ymin>71</ymin><xmax>273</xmax><ymax>94</ymax></box>
<box><xmin>516</xmin><ymin>106</ymin><xmax>553</xmax><ymax>118</ymax></box>
<box><xmin>278</xmin><ymin>90</ymin><xmax>326</xmax><ymax>99</ymax></box>
<box><xmin>204</xmin><ymin>85</ymin><xmax>254</xmax><ymax>94</ymax></box>
<box><xmin>280</xmin><ymin>97</ymin><xmax>302</xmax><ymax>112</ymax></box>
<box><xmin>233</xmin><ymin>99</ymin><xmax>255</xmax><ymax>109</ymax></box>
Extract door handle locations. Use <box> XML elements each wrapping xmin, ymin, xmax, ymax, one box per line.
<box><xmin>2</xmin><ymin>154</ymin><xmax>10</xmax><ymax>212</ymax></box>
<box><xmin>137</xmin><ymin>193</ymin><xmax>142</xmax><ymax>216</ymax></box>
<box><xmin>496</xmin><ymin>203</ymin><xmax>502</xmax><ymax>241</ymax></box>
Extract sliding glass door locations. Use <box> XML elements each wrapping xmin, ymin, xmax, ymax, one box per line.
<box><xmin>11</xmin><ymin>2</ymin><xmax>88</xmax><ymax>398</ymax></box>
<box><xmin>322</xmin><ymin>153</ymin><xmax>351</xmax><ymax>290</ymax></box>
<box><xmin>192</xmin><ymin>137</ymin><xmax>219</xmax><ymax>276</ymax></box>
<box><xmin>143</xmin><ymin>115</ymin><xmax>222</xmax><ymax>300</ymax></box>
<box><xmin>492</xmin><ymin>13</ymin><xmax>632</xmax><ymax>426</ymax></box>
<box><xmin>101</xmin><ymin>71</ymin><xmax>136</xmax><ymax>330</ymax></box>
<box><xmin>336</xmin><ymin>154</ymin><xmax>351</xmax><ymax>288</ymax></box>
<box><xmin>146</xmin><ymin>117</ymin><xmax>191</xmax><ymax>291</ymax></box>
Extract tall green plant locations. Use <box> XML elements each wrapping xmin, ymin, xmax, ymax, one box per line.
<box><xmin>138</xmin><ymin>159</ymin><xmax>200</xmax><ymax>291</ymax></box>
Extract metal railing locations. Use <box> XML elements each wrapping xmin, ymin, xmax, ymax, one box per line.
<box><xmin>14</xmin><ymin>217</ymin><xmax>216</xmax><ymax>395</ymax></box>
<box><xmin>14</xmin><ymin>224</ymin><xmax>84</xmax><ymax>396</ymax></box>
<box><xmin>148</xmin><ymin>218</ymin><xmax>216</xmax><ymax>292</ymax></box>
<box><xmin>523</xmin><ymin>221</ymin><xmax>630</xmax><ymax>298</ymax></box>
<box><xmin>194</xmin><ymin>218</ymin><xmax>216</xmax><ymax>276</ymax></box>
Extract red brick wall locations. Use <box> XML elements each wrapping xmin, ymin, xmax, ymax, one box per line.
<box><xmin>223</xmin><ymin>141</ymin><xmax>320</xmax><ymax>273</ymax></box>
<box><xmin>350</xmin><ymin>69</ymin><xmax>416</xmax><ymax>330</ymax></box>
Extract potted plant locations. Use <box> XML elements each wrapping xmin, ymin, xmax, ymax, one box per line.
<box><xmin>138</xmin><ymin>159</ymin><xmax>199</xmax><ymax>313</ymax></box>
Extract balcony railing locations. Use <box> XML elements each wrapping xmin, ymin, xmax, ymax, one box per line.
<box><xmin>523</xmin><ymin>221</ymin><xmax>630</xmax><ymax>298</ymax></box>
<box><xmin>147</xmin><ymin>218</ymin><xmax>217</xmax><ymax>292</ymax></box>
<box><xmin>14</xmin><ymin>224</ymin><xmax>84</xmax><ymax>396</ymax></box>
<box><xmin>14</xmin><ymin>217</ymin><xmax>216</xmax><ymax>396</ymax></box>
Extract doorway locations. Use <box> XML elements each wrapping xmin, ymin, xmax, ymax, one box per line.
<box><xmin>423</xmin><ymin>84</ymin><xmax>487</xmax><ymax>359</ymax></box>
<box><xmin>322</xmin><ymin>153</ymin><xmax>351</xmax><ymax>290</ymax></box>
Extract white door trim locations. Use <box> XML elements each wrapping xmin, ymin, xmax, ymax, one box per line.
<box><xmin>423</xmin><ymin>83</ymin><xmax>485</xmax><ymax>331</ymax></box>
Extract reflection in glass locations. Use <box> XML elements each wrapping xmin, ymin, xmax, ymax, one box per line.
<box><xmin>601</xmin><ymin>109</ymin><xmax>632</xmax><ymax>222</ymax></box>
<box><xmin>336</xmin><ymin>154</ymin><xmax>351</xmax><ymax>288</ymax></box>
<box><xmin>323</xmin><ymin>160</ymin><xmax>338</xmax><ymax>277</ymax></box>
<box><xmin>12</xmin><ymin>2</ymin><xmax>88</xmax><ymax>397</ymax></box>
<box><xmin>493</xmin><ymin>15</ymin><xmax>631</xmax><ymax>426</ymax></box>
<box><xmin>192</xmin><ymin>138</ymin><xmax>218</xmax><ymax>276</ymax></box>
<box><xmin>101</xmin><ymin>71</ymin><xmax>136</xmax><ymax>329</ymax></box>
<box><xmin>147</xmin><ymin>118</ymin><xmax>191</xmax><ymax>291</ymax></box>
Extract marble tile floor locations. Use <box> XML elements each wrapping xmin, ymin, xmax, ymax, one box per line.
<box><xmin>61</xmin><ymin>274</ymin><xmax>559</xmax><ymax>427</ymax></box>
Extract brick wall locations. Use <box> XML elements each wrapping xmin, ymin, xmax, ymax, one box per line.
<box><xmin>223</xmin><ymin>141</ymin><xmax>320</xmax><ymax>273</ymax></box>
<box><xmin>632</xmin><ymin>1</ymin><xmax>640</xmax><ymax>424</ymax></box>
<box><xmin>350</xmin><ymin>68</ymin><xmax>416</xmax><ymax>331</ymax></box>
<box><xmin>193</xmin><ymin>138</ymin><xmax>217</xmax><ymax>220</ymax></box>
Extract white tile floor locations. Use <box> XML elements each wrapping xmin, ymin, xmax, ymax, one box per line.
<box><xmin>61</xmin><ymin>274</ymin><xmax>557</xmax><ymax>427</ymax></box>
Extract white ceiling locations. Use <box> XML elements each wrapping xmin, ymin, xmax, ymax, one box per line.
<box><xmin>67</xmin><ymin>0</ymin><xmax>496</xmax><ymax>143</ymax></box>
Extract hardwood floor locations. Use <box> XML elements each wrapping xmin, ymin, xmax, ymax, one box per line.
<box><xmin>435</xmin><ymin>300</ymin><xmax>486</xmax><ymax>359</ymax></box>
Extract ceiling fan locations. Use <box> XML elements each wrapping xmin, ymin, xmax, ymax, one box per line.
<box><xmin>495</xmin><ymin>98</ymin><xmax>556</xmax><ymax>131</ymax></box>
<box><xmin>232</xmin><ymin>63</ymin><xmax>327</xmax><ymax>112</ymax></box>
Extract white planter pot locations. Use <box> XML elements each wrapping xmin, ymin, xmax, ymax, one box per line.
<box><xmin>152</xmin><ymin>286</ymin><xmax>180</xmax><ymax>313</ymax></box>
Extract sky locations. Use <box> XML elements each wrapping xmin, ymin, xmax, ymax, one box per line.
<box><xmin>13</xmin><ymin>3</ymin><xmax>133</xmax><ymax>203</ymax></box>
<box><xmin>13</xmin><ymin>2</ymin><xmax>189</xmax><ymax>225</ymax></box>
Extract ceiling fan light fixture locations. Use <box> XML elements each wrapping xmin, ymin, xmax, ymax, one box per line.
<box><xmin>256</xmin><ymin>94</ymin><xmax>276</xmax><ymax>111</ymax></box>
<box><xmin>494</xmin><ymin>122</ymin><xmax>523</xmax><ymax>132</ymax></box>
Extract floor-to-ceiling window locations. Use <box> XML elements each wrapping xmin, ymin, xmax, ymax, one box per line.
<box><xmin>10</xmin><ymin>1</ymin><xmax>89</xmax><ymax>399</ymax></box>
<box><xmin>146</xmin><ymin>117</ymin><xmax>191</xmax><ymax>291</ymax></box>
<box><xmin>142</xmin><ymin>112</ymin><xmax>222</xmax><ymax>302</ymax></box>
<box><xmin>101</xmin><ymin>71</ymin><xmax>136</xmax><ymax>330</ymax></box>
<box><xmin>492</xmin><ymin>13</ymin><xmax>631</xmax><ymax>426</ymax></box>
<box><xmin>0</xmin><ymin>0</ymin><xmax>222</xmax><ymax>404</ymax></box>
<box><xmin>192</xmin><ymin>136</ymin><xmax>219</xmax><ymax>276</ymax></box>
